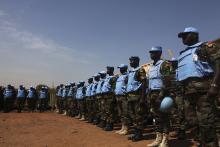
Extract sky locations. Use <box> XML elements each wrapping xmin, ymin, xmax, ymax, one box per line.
<box><xmin>0</xmin><ymin>0</ymin><xmax>220</xmax><ymax>88</ymax></box>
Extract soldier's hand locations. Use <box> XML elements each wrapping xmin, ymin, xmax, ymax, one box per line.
<box><xmin>208</xmin><ymin>86</ymin><xmax>219</xmax><ymax>97</ymax></box>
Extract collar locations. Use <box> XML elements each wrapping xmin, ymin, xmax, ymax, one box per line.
<box><xmin>153</xmin><ymin>59</ymin><xmax>163</xmax><ymax>66</ymax></box>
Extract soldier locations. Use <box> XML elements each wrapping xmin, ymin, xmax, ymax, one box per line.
<box><xmin>27</xmin><ymin>86</ymin><xmax>37</xmax><ymax>112</ymax></box>
<box><xmin>75</xmin><ymin>81</ymin><xmax>86</xmax><ymax>120</ymax></box>
<box><xmin>96</xmin><ymin>71</ymin><xmax>107</xmax><ymax>128</ymax></box>
<box><xmin>57</xmin><ymin>84</ymin><xmax>64</xmax><ymax>114</ymax></box>
<box><xmin>161</xmin><ymin>57</ymin><xmax>186</xmax><ymax>140</ymax></box>
<box><xmin>38</xmin><ymin>86</ymin><xmax>47</xmax><ymax>112</ymax></box>
<box><xmin>91</xmin><ymin>74</ymin><xmax>100</xmax><ymax>124</ymax></box>
<box><xmin>44</xmin><ymin>86</ymin><xmax>50</xmax><ymax>110</ymax></box>
<box><xmin>61</xmin><ymin>84</ymin><xmax>69</xmax><ymax>115</ymax></box>
<box><xmin>16</xmin><ymin>85</ymin><xmax>26</xmax><ymax>113</ymax></box>
<box><xmin>147</xmin><ymin>46</ymin><xmax>172</xmax><ymax>147</ymax></box>
<box><xmin>115</xmin><ymin>64</ymin><xmax>129</xmax><ymax>135</ymax></box>
<box><xmin>85</xmin><ymin>78</ymin><xmax>94</xmax><ymax>122</ymax></box>
<box><xmin>3</xmin><ymin>85</ymin><xmax>14</xmax><ymax>113</ymax></box>
<box><xmin>177</xmin><ymin>27</ymin><xmax>220</xmax><ymax>147</ymax></box>
<box><xmin>126</xmin><ymin>56</ymin><xmax>147</xmax><ymax>142</ymax></box>
<box><xmin>67</xmin><ymin>82</ymin><xmax>76</xmax><ymax>117</ymax></box>
<box><xmin>102</xmin><ymin>66</ymin><xmax>117</xmax><ymax>131</ymax></box>
<box><xmin>0</xmin><ymin>86</ymin><xmax>4</xmax><ymax>111</ymax></box>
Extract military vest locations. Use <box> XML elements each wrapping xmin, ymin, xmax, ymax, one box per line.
<box><xmin>115</xmin><ymin>73</ymin><xmax>128</xmax><ymax>95</ymax></box>
<box><xmin>76</xmin><ymin>87</ymin><xmax>84</xmax><ymax>100</ymax></box>
<box><xmin>102</xmin><ymin>76</ymin><xmax>114</xmax><ymax>93</ymax></box>
<box><xmin>90</xmin><ymin>83</ymin><xmax>97</xmax><ymax>96</ymax></box>
<box><xmin>4</xmin><ymin>88</ymin><xmax>13</xmax><ymax>98</ymax></box>
<box><xmin>17</xmin><ymin>89</ymin><xmax>25</xmax><ymax>98</ymax></box>
<box><xmin>39</xmin><ymin>90</ymin><xmax>47</xmax><ymax>99</ymax></box>
<box><xmin>62</xmin><ymin>88</ymin><xmax>69</xmax><ymax>98</ymax></box>
<box><xmin>96</xmin><ymin>79</ymin><xmax>104</xmax><ymax>94</ymax></box>
<box><xmin>57</xmin><ymin>88</ymin><xmax>63</xmax><ymax>97</ymax></box>
<box><xmin>177</xmin><ymin>42</ymin><xmax>214</xmax><ymax>81</ymax></box>
<box><xmin>27</xmin><ymin>89</ymin><xmax>35</xmax><ymax>98</ymax></box>
<box><xmin>86</xmin><ymin>83</ymin><xmax>93</xmax><ymax>97</ymax></box>
<box><xmin>67</xmin><ymin>87</ymin><xmax>73</xmax><ymax>97</ymax></box>
<box><xmin>126</xmin><ymin>67</ymin><xmax>142</xmax><ymax>93</ymax></box>
<box><xmin>149</xmin><ymin>60</ymin><xmax>164</xmax><ymax>90</ymax></box>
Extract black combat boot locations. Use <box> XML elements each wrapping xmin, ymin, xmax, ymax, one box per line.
<box><xmin>177</xmin><ymin>129</ymin><xmax>186</xmax><ymax>140</ymax></box>
<box><xmin>104</xmin><ymin>123</ymin><xmax>113</xmax><ymax>131</ymax></box>
<box><xmin>93</xmin><ymin>117</ymin><xmax>100</xmax><ymax>125</ymax></box>
<box><xmin>128</xmin><ymin>128</ymin><xmax>143</xmax><ymax>142</ymax></box>
<box><xmin>97</xmin><ymin>120</ymin><xmax>106</xmax><ymax>128</ymax></box>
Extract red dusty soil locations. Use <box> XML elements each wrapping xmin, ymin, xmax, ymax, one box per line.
<box><xmin>0</xmin><ymin>112</ymin><xmax>197</xmax><ymax>147</ymax></box>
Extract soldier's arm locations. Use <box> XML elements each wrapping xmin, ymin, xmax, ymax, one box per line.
<box><xmin>83</xmin><ymin>87</ymin><xmax>86</xmax><ymax>95</ymax></box>
<box><xmin>136</xmin><ymin>67</ymin><xmax>147</xmax><ymax>101</ymax></box>
<box><xmin>198</xmin><ymin>42</ymin><xmax>220</xmax><ymax>96</ymax></box>
<box><xmin>200</xmin><ymin>42</ymin><xmax>220</xmax><ymax>84</ymax></box>
<box><xmin>109</xmin><ymin>76</ymin><xmax>117</xmax><ymax>90</ymax></box>
<box><xmin>160</xmin><ymin>61</ymin><xmax>172</xmax><ymax>93</ymax></box>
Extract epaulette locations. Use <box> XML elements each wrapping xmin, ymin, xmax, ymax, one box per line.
<box><xmin>206</xmin><ymin>42</ymin><xmax>214</xmax><ymax>48</ymax></box>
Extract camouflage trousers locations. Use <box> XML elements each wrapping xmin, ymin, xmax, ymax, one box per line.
<box><xmin>58</xmin><ymin>98</ymin><xmax>67</xmax><ymax>113</ymax></box>
<box><xmin>127</xmin><ymin>94</ymin><xmax>147</xmax><ymax>130</ymax></box>
<box><xmin>3</xmin><ymin>97</ymin><xmax>13</xmax><ymax>112</ymax></box>
<box><xmin>184</xmin><ymin>93</ymin><xmax>218</xmax><ymax>147</ymax></box>
<box><xmin>116</xmin><ymin>95</ymin><xmax>128</xmax><ymax>125</ymax></box>
<box><xmin>16</xmin><ymin>98</ymin><xmax>25</xmax><ymax>112</ymax></box>
<box><xmin>77</xmin><ymin>99</ymin><xmax>86</xmax><ymax>116</ymax></box>
<box><xmin>39</xmin><ymin>98</ymin><xmax>47</xmax><ymax>112</ymax></box>
<box><xmin>149</xmin><ymin>91</ymin><xmax>170</xmax><ymax>133</ymax></box>
<box><xmin>27</xmin><ymin>98</ymin><xmax>37</xmax><ymax>111</ymax></box>
<box><xmin>66</xmin><ymin>97</ymin><xmax>75</xmax><ymax>116</ymax></box>
<box><xmin>95</xmin><ymin>95</ymin><xmax>104</xmax><ymax>121</ymax></box>
<box><xmin>103</xmin><ymin>94</ymin><xmax>117</xmax><ymax>124</ymax></box>
<box><xmin>170</xmin><ymin>93</ymin><xmax>186</xmax><ymax>131</ymax></box>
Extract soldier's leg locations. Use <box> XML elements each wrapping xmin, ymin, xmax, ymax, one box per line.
<box><xmin>174</xmin><ymin>94</ymin><xmax>186</xmax><ymax>139</ymax></box>
<box><xmin>27</xmin><ymin>99</ymin><xmax>31</xmax><ymax>111</ymax></box>
<box><xmin>119</xmin><ymin>96</ymin><xmax>129</xmax><ymax>135</ymax></box>
<box><xmin>147</xmin><ymin>92</ymin><xmax>163</xmax><ymax>147</ymax></box>
<box><xmin>17</xmin><ymin>99</ymin><xmax>21</xmax><ymax>112</ymax></box>
<box><xmin>115</xmin><ymin>96</ymin><xmax>123</xmax><ymax>133</ymax></box>
<box><xmin>104</xmin><ymin>97</ymin><xmax>115</xmax><ymax>131</ymax></box>
<box><xmin>93</xmin><ymin>97</ymin><xmax>99</xmax><ymax>125</ymax></box>
<box><xmin>89</xmin><ymin>98</ymin><xmax>95</xmax><ymax>122</ymax></box>
<box><xmin>195</xmin><ymin>93</ymin><xmax>218</xmax><ymax>147</ymax></box>
<box><xmin>127</xmin><ymin>100</ymin><xmax>136</xmax><ymax>140</ymax></box>
<box><xmin>132</xmin><ymin>98</ymin><xmax>146</xmax><ymax>142</ymax></box>
<box><xmin>98</xmin><ymin>97</ymin><xmax>106</xmax><ymax>128</ymax></box>
<box><xmin>3</xmin><ymin>98</ymin><xmax>8</xmax><ymax>112</ymax></box>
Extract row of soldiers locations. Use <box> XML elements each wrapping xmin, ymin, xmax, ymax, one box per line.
<box><xmin>0</xmin><ymin>85</ymin><xmax>51</xmax><ymax>113</ymax></box>
<box><xmin>56</xmin><ymin>27</ymin><xmax>220</xmax><ymax>147</ymax></box>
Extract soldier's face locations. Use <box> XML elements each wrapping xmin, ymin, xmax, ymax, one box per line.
<box><xmin>107</xmin><ymin>68</ymin><xmax>114</xmax><ymax>74</ymax></box>
<box><xmin>120</xmin><ymin>67</ymin><xmax>127</xmax><ymax>74</ymax></box>
<box><xmin>150</xmin><ymin>51</ymin><xmax>161</xmax><ymax>60</ymax></box>
<box><xmin>181</xmin><ymin>33</ymin><xmax>198</xmax><ymax>46</ymax></box>
<box><xmin>94</xmin><ymin>76</ymin><xmax>100</xmax><ymax>81</ymax></box>
<box><xmin>88</xmin><ymin>79</ymin><xmax>93</xmax><ymax>83</ymax></box>
<box><xmin>100</xmin><ymin>74</ymin><xmax>106</xmax><ymax>79</ymax></box>
<box><xmin>129</xmin><ymin>60</ymin><xmax>139</xmax><ymax>68</ymax></box>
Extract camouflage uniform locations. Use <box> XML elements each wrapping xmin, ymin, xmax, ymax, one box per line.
<box><xmin>103</xmin><ymin>76</ymin><xmax>117</xmax><ymax>129</ymax></box>
<box><xmin>148</xmin><ymin>60</ymin><xmax>172</xmax><ymax>134</ymax></box>
<box><xmin>178</xmin><ymin>41</ymin><xmax>220</xmax><ymax>147</ymax></box>
<box><xmin>160</xmin><ymin>60</ymin><xmax>186</xmax><ymax>137</ymax></box>
<box><xmin>0</xmin><ymin>87</ymin><xmax>4</xmax><ymax>110</ymax></box>
<box><xmin>127</xmin><ymin>67</ymin><xmax>147</xmax><ymax>131</ymax></box>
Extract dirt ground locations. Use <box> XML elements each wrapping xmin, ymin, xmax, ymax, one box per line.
<box><xmin>0</xmin><ymin>111</ymin><xmax>197</xmax><ymax>147</ymax></box>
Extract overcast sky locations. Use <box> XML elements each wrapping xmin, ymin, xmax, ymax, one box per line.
<box><xmin>0</xmin><ymin>0</ymin><xmax>220</xmax><ymax>87</ymax></box>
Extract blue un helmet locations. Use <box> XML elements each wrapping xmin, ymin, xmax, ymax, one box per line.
<box><xmin>160</xmin><ymin>97</ymin><xmax>174</xmax><ymax>113</ymax></box>
<box><xmin>149</xmin><ymin>46</ymin><xmax>162</xmax><ymax>53</ymax></box>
